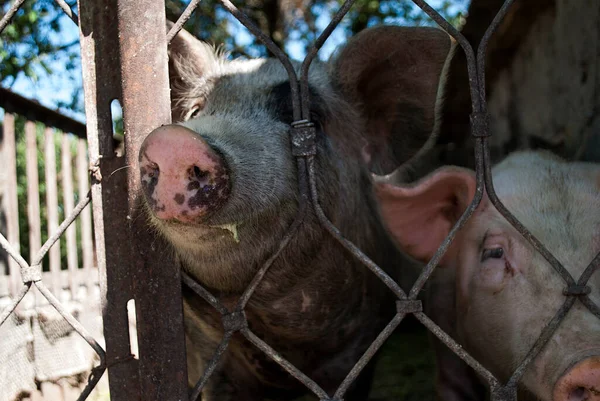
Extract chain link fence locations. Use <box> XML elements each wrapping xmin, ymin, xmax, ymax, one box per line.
<box><xmin>1</xmin><ymin>0</ymin><xmax>599</xmax><ymax>400</ymax></box>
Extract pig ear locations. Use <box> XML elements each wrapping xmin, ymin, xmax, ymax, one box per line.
<box><xmin>375</xmin><ymin>167</ymin><xmax>476</xmax><ymax>264</ymax></box>
<box><xmin>166</xmin><ymin>21</ymin><xmax>220</xmax><ymax>120</ymax></box>
<box><xmin>333</xmin><ymin>26</ymin><xmax>454</xmax><ymax>174</ymax></box>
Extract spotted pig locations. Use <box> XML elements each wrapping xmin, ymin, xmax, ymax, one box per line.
<box><xmin>139</xmin><ymin>24</ymin><xmax>454</xmax><ymax>401</ymax></box>
<box><xmin>376</xmin><ymin>151</ymin><xmax>600</xmax><ymax>401</ymax></box>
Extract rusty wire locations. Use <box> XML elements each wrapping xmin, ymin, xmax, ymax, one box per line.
<box><xmin>0</xmin><ymin>0</ymin><xmax>26</xmax><ymax>33</ymax></box>
<box><xmin>171</xmin><ymin>0</ymin><xmax>599</xmax><ymax>400</ymax></box>
<box><xmin>166</xmin><ymin>0</ymin><xmax>202</xmax><ymax>42</ymax></box>
<box><xmin>54</xmin><ymin>0</ymin><xmax>79</xmax><ymax>25</ymax></box>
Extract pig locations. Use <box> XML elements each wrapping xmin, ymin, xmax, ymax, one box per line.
<box><xmin>375</xmin><ymin>150</ymin><xmax>600</xmax><ymax>401</ymax></box>
<box><xmin>137</xmin><ymin>24</ymin><xmax>454</xmax><ymax>401</ymax></box>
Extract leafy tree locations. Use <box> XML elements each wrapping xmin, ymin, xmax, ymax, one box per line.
<box><xmin>2</xmin><ymin>0</ymin><xmax>468</xmax><ymax>95</ymax></box>
<box><xmin>1</xmin><ymin>0</ymin><xmax>81</xmax><ymax>111</ymax></box>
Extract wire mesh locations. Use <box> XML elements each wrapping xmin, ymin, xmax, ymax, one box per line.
<box><xmin>166</xmin><ymin>1</ymin><xmax>600</xmax><ymax>400</ymax></box>
<box><xmin>1</xmin><ymin>0</ymin><xmax>598</xmax><ymax>400</ymax></box>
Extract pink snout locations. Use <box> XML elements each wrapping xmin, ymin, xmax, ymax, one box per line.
<box><xmin>139</xmin><ymin>125</ymin><xmax>230</xmax><ymax>223</ymax></box>
<box><xmin>554</xmin><ymin>357</ymin><xmax>600</xmax><ymax>401</ymax></box>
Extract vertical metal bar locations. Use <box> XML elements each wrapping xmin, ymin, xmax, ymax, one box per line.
<box><xmin>61</xmin><ymin>134</ymin><xmax>79</xmax><ymax>299</ymax></box>
<box><xmin>44</xmin><ymin>127</ymin><xmax>61</xmax><ymax>296</ymax></box>
<box><xmin>1</xmin><ymin>112</ymin><xmax>20</xmax><ymax>297</ymax></box>
<box><xmin>77</xmin><ymin>0</ymin><xmax>141</xmax><ymax>399</ymax></box>
<box><xmin>117</xmin><ymin>1</ymin><xmax>189</xmax><ymax>398</ymax></box>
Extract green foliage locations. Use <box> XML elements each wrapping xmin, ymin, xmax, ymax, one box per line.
<box><xmin>2</xmin><ymin>0</ymin><xmax>468</xmax><ymax>105</ymax></box>
<box><xmin>1</xmin><ymin>0</ymin><xmax>81</xmax><ymax>110</ymax></box>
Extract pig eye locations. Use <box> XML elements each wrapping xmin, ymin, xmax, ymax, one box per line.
<box><xmin>187</xmin><ymin>106</ymin><xmax>202</xmax><ymax>120</ymax></box>
<box><xmin>185</xmin><ymin>100</ymin><xmax>206</xmax><ymax>120</ymax></box>
<box><xmin>481</xmin><ymin>247</ymin><xmax>504</xmax><ymax>262</ymax></box>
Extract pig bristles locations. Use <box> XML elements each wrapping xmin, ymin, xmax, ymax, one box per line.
<box><xmin>170</xmin><ymin>46</ymin><xmax>228</xmax><ymax>115</ymax></box>
<box><xmin>141</xmin><ymin>204</ymin><xmax>180</xmax><ymax>264</ymax></box>
<box><xmin>108</xmin><ymin>164</ymin><xmax>131</xmax><ymax>179</ymax></box>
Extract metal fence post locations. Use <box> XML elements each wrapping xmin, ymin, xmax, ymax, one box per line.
<box><xmin>77</xmin><ymin>0</ymin><xmax>189</xmax><ymax>399</ymax></box>
<box><xmin>117</xmin><ymin>1</ymin><xmax>190</xmax><ymax>399</ymax></box>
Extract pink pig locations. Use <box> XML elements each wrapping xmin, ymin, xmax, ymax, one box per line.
<box><xmin>376</xmin><ymin>151</ymin><xmax>600</xmax><ymax>401</ymax></box>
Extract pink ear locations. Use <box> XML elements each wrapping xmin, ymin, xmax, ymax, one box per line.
<box><xmin>375</xmin><ymin>167</ymin><xmax>476</xmax><ymax>264</ymax></box>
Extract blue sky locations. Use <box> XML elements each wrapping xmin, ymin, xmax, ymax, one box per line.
<box><xmin>5</xmin><ymin>0</ymin><xmax>467</xmax><ymax>123</ymax></box>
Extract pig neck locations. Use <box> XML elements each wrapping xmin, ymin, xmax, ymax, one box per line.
<box><xmin>182</xmin><ymin>202</ymin><xmax>411</xmax><ymax>324</ymax></box>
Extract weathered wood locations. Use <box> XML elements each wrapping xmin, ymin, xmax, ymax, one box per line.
<box><xmin>25</xmin><ymin>121</ymin><xmax>42</xmax><ymax>265</ymax></box>
<box><xmin>61</xmin><ymin>134</ymin><xmax>79</xmax><ymax>299</ymax></box>
<box><xmin>1</xmin><ymin>113</ymin><xmax>20</xmax><ymax>297</ymax></box>
<box><xmin>486</xmin><ymin>0</ymin><xmax>600</xmax><ymax>163</ymax></box>
<box><xmin>25</xmin><ymin>120</ymin><xmax>41</xmax><ymax>307</ymax></box>
<box><xmin>45</xmin><ymin>127</ymin><xmax>61</xmax><ymax>296</ymax></box>
<box><xmin>41</xmin><ymin>268</ymin><xmax>99</xmax><ymax>291</ymax></box>
<box><xmin>76</xmin><ymin>139</ymin><xmax>95</xmax><ymax>291</ymax></box>
<box><xmin>0</xmin><ymin>88</ymin><xmax>87</xmax><ymax>140</ymax></box>
<box><xmin>426</xmin><ymin>0</ymin><xmax>596</xmax><ymax>176</ymax></box>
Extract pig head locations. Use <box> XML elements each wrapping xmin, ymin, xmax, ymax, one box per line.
<box><xmin>377</xmin><ymin>151</ymin><xmax>600</xmax><ymax>401</ymax></box>
<box><xmin>137</xmin><ymin>25</ymin><xmax>454</xmax><ymax>400</ymax></box>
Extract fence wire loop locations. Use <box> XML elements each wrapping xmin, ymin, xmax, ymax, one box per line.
<box><xmin>396</xmin><ymin>299</ymin><xmax>423</xmax><ymax>315</ymax></box>
<box><xmin>89</xmin><ymin>159</ymin><xmax>103</xmax><ymax>182</ymax></box>
<box><xmin>564</xmin><ymin>285</ymin><xmax>592</xmax><ymax>296</ymax></box>
<box><xmin>21</xmin><ymin>265</ymin><xmax>42</xmax><ymax>283</ymax></box>
<box><xmin>291</xmin><ymin>120</ymin><xmax>317</xmax><ymax>156</ymax></box>
<box><xmin>222</xmin><ymin>310</ymin><xmax>248</xmax><ymax>333</ymax></box>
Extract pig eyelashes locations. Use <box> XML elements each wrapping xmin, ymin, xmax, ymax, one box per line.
<box><xmin>481</xmin><ymin>247</ymin><xmax>504</xmax><ymax>262</ymax></box>
<box><xmin>480</xmin><ymin>232</ymin><xmax>509</xmax><ymax>263</ymax></box>
<box><xmin>185</xmin><ymin>99</ymin><xmax>207</xmax><ymax>121</ymax></box>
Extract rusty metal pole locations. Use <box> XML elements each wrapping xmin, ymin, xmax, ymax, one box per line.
<box><xmin>116</xmin><ymin>1</ymin><xmax>190</xmax><ymax>399</ymax></box>
<box><xmin>78</xmin><ymin>0</ymin><xmax>189</xmax><ymax>400</ymax></box>
<box><xmin>77</xmin><ymin>0</ymin><xmax>141</xmax><ymax>400</ymax></box>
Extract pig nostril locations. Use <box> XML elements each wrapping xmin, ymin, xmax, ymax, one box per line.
<box><xmin>145</xmin><ymin>162</ymin><xmax>159</xmax><ymax>178</ymax></box>
<box><xmin>193</xmin><ymin>165</ymin><xmax>209</xmax><ymax>181</ymax></box>
<box><xmin>569</xmin><ymin>387</ymin><xmax>589</xmax><ymax>401</ymax></box>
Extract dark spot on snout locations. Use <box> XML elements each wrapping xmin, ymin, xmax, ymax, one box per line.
<box><xmin>140</xmin><ymin>161</ymin><xmax>160</xmax><ymax>211</ymax></box>
<box><xmin>194</xmin><ymin>165</ymin><xmax>209</xmax><ymax>181</ymax></box>
<box><xmin>174</xmin><ymin>193</ymin><xmax>185</xmax><ymax>205</ymax></box>
<box><xmin>187</xmin><ymin>166</ymin><xmax>210</xmax><ymax>185</ymax></box>
<box><xmin>186</xmin><ymin>160</ymin><xmax>231</xmax><ymax>212</ymax></box>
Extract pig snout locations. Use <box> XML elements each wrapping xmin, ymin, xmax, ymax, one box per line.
<box><xmin>139</xmin><ymin>125</ymin><xmax>230</xmax><ymax>223</ymax></box>
<box><xmin>554</xmin><ymin>356</ymin><xmax>600</xmax><ymax>401</ymax></box>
